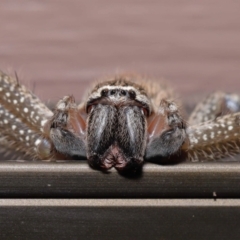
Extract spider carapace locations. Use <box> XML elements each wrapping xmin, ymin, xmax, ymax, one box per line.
<box><xmin>0</xmin><ymin>71</ymin><xmax>240</xmax><ymax>172</ymax></box>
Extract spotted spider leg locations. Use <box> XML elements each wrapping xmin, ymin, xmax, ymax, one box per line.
<box><xmin>0</xmin><ymin>104</ymin><xmax>41</xmax><ymax>159</ymax></box>
<box><xmin>185</xmin><ymin>92</ymin><xmax>240</xmax><ymax>161</ymax></box>
<box><xmin>0</xmin><ymin>71</ymin><xmax>53</xmax><ymax>158</ymax></box>
<box><xmin>189</xmin><ymin>91</ymin><xmax>240</xmax><ymax>125</ymax></box>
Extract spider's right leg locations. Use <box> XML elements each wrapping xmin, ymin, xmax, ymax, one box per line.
<box><xmin>144</xmin><ymin>92</ymin><xmax>240</xmax><ymax>163</ymax></box>
<box><xmin>0</xmin><ymin>71</ymin><xmax>53</xmax><ymax>159</ymax></box>
<box><xmin>37</xmin><ymin>96</ymin><xmax>87</xmax><ymax>160</ymax></box>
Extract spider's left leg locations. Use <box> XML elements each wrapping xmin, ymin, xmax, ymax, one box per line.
<box><xmin>145</xmin><ymin>99</ymin><xmax>187</xmax><ymax>161</ymax></box>
<box><xmin>185</xmin><ymin>92</ymin><xmax>240</xmax><ymax>162</ymax></box>
<box><xmin>189</xmin><ymin>91</ymin><xmax>240</xmax><ymax>125</ymax></box>
<box><xmin>37</xmin><ymin>96</ymin><xmax>87</xmax><ymax>160</ymax></box>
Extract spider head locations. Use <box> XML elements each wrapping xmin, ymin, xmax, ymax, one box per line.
<box><xmin>85</xmin><ymin>77</ymin><xmax>152</xmax><ymax>172</ymax></box>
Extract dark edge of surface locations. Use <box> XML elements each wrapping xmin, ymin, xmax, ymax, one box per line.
<box><xmin>1</xmin><ymin>160</ymin><xmax>240</xmax><ymax>198</ymax></box>
<box><xmin>1</xmin><ymin>199</ymin><xmax>240</xmax><ymax>240</ymax></box>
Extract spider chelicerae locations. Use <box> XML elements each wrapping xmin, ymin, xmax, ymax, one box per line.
<box><xmin>0</xmin><ymin>71</ymin><xmax>240</xmax><ymax>173</ymax></box>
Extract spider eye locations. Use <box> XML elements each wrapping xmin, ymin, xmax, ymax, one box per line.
<box><xmin>120</xmin><ymin>90</ymin><xmax>126</xmax><ymax>96</ymax></box>
<box><xmin>110</xmin><ymin>90</ymin><xmax>116</xmax><ymax>95</ymax></box>
<box><xmin>129</xmin><ymin>90</ymin><xmax>136</xmax><ymax>99</ymax></box>
<box><xmin>101</xmin><ymin>89</ymin><xmax>109</xmax><ymax>96</ymax></box>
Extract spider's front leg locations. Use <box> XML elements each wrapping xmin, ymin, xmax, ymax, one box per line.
<box><xmin>145</xmin><ymin>92</ymin><xmax>240</xmax><ymax>163</ymax></box>
<box><xmin>189</xmin><ymin>91</ymin><xmax>240</xmax><ymax>125</ymax></box>
<box><xmin>145</xmin><ymin>100</ymin><xmax>187</xmax><ymax>161</ymax></box>
<box><xmin>37</xmin><ymin>96</ymin><xmax>87</xmax><ymax>160</ymax></box>
<box><xmin>0</xmin><ymin>71</ymin><xmax>53</xmax><ymax>159</ymax></box>
<box><xmin>185</xmin><ymin>92</ymin><xmax>240</xmax><ymax>161</ymax></box>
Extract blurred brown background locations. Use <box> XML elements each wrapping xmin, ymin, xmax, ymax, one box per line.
<box><xmin>0</xmin><ymin>0</ymin><xmax>240</xmax><ymax>104</ymax></box>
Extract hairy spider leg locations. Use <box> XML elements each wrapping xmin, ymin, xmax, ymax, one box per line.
<box><xmin>0</xmin><ymin>71</ymin><xmax>52</xmax><ymax>159</ymax></box>
<box><xmin>39</xmin><ymin>95</ymin><xmax>87</xmax><ymax>160</ymax></box>
<box><xmin>145</xmin><ymin>99</ymin><xmax>186</xmax><ymax>160</ymax></box>
<box><xmin>185</xmin><ymin>92</ymin><xmax>240</xmax><ymax>161</ymax></box>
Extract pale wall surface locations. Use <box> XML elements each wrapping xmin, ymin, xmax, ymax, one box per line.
<box><xmin>0</xmin><ymin>0</ymin><xmax>240</xmax><ymax>103</ymax></box>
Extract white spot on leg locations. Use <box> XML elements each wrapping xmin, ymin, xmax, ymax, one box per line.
<box><xmin>24</xmin><ymin>108</ymin><xmax>29</xmax><ymax>113</ymax></box>
<box><xmin>210</xmin><ymin>132</ymin><xmax>215</xmax><ymax>139</ymax></box>
<box><xmin>10</xmin><ymin>86</ymin><xmax>15</xmax><ymax>92</ymax></box>
<box><xmin>190</xmin><ymin>137</ymin><xmax>198</xmax><ymax>144</ymax></box>
<box><xmin>41</xmin><ymin>119</ymin><xmax>48</xmax><ymax>127</ymax></box>
<box><xmin>12</xmin><ymin>125</ymin><xmax>16</xmax><ymax>130</ymax></box>
<box><xmin>35</xmin><ymin>138</ymin><xmax>42</xmax><ymax>146</ymax></box>
<box><xmin>57</xmin><ymin>102</ymin><xmax>66</xmax><ymax>110</ymax></box>
<box><xmin>228</xmin><ymin>126</ymin><xmax>233</xmax><ymax>131</ymax></box>
<box><xmin>20</xmin><ymin>97</ymin><xmax>25</xmax><ymax>103</ymax></box>
<box><xmin>19</xmin><ymin>130</ymin><xmax>24</xmax><ymax>135</ymax></box>
<box><xmin>203</xmin><ymin>134</ymin><xmax>208</xmax><ymax>141</ymax></box>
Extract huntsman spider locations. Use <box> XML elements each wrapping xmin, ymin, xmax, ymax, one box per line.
<box><xmin>0</xmin><ymin>71</ymin><xmax>240</xmax><ymax>173</ymax></box>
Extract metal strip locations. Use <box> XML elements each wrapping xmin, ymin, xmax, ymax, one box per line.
<box><xmin>0</xmin><ymin>161</ymin><xmax>240</xmax><ymax>198</ymax></box>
